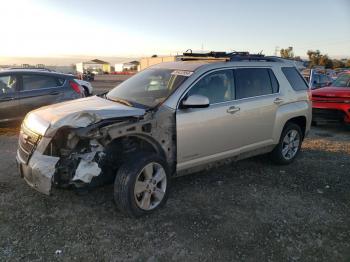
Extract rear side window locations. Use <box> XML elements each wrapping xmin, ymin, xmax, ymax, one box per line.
<box><xmin>234</xmin><ymin>68</ymin><xmax>278</xmax><ymax>99</ymax></box>
<box><xmin>282</xmin><ymin>67</ymin><xmax>309</xmax><ymax>91</ymax></box>
<box><xmin>22</xmin><ymin>75</ymin><xmax>61</xmax><ymax>91</ymax></box>
<box><xmin>0</xmin><ymin>75</ymin><xmax>18</xmax><ymax>95</ymax></box>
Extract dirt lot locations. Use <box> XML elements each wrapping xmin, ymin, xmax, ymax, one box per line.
<box><xmin>0</xmin><ymin>81</ymin><xmax>350</xmax><ymax>261</ymax></box>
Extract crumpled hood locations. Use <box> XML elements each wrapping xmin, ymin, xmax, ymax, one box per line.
<box><xmin>28</xmin><ymin>96</ymin><xmax>145</xmax><ymax>135</ymax></box>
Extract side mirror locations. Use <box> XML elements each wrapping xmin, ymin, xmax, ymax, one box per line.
<box><xmin>181</xmin><ymin>94</ymin><xmax>209</xmax><ymax>109</ymax></box>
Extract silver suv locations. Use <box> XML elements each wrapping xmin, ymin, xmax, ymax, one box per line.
<box><xmin>17</xmin><ymin>52</ymin><xmax>311</xmax><ymax>217</ymax></box>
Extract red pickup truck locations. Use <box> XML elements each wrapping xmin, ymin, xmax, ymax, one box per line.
<box><xmin>311</xmin><ymin>72</ymin><xmax>350</xmax><ymax>124</ymax></box>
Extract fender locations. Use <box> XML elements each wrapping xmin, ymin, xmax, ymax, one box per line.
<box><xmin>272</xmin><ymin>100</ymin><xmax>311</xmax><ymax>143</ymax></box>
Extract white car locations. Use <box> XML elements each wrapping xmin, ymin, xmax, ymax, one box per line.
<box><xmin>75</xmin><ymin>79</ymin><xmax>93</xmax><ymax>96</ymax></box>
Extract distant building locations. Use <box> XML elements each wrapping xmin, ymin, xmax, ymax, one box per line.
<box><xmin>114</xmin><ymin>63</ymin><xmax>124</xmax><ymax>72</ymax></box>
<box><xmin>114</xmin><ymin>61</ymin><xmax>140</xmax><ymax>72</ymax></box>
<box><xmin>123</xmin><ymin>61</ymin><xmax>140</xmax><ymax>71</ymax></box>
<box><xmin>76</xmin><ymin>59</ymin><xmax>111</xmax><ymax>74</ymax></box>
<box><xmin>140</xmin><ymin>56</ymin><xmax>177</xmax><ymax>71</ymax></box>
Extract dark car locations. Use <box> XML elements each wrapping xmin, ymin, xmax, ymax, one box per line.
<box><xmin>0</xmin><ymin>69</ymin><xmax>84</xmax><ymax>122</ymax></box>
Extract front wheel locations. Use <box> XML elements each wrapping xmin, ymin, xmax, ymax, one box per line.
<box><xmin>82</xmin><ymin>86</ymin><xmax>90</xmax><ymax>97</ymax></box>
<box><xmin>270</xmin><ymin>123</ymin><xmax>303</xmax><ymax>165</ymax></box>
<box><xmin>114</xmin><ymin>153</ymin><xmax>170</xmax><ymax>217</ymax></box>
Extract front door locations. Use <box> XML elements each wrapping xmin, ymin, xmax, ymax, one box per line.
<box><xmin>176</xmin><ymin>69</ymin><xmax>239</xmax><ymax>170</ymax></box>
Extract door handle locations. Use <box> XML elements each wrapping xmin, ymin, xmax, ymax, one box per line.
<box><xmin>227</xmin><ymin>106</ymin><xmax>240</xmax><ymax>114</ymax></box>
<box><xmin>49</xmin><ymin>92</ymin><xmax>59</xmax><ymax>95</ymax></box>
<box><xmin>274</xmin><ymin>98</ymin><xmax>284</xmax><ymax>104</ymax></box>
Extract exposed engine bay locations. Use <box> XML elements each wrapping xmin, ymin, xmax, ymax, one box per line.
<box><xmin>18</xmin><ymin>105</ymin><xmax>176</xmax><ymax>195</ymax></box>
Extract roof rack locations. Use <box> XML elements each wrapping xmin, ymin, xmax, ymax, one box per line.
<box><xmin>180</xmin><ymin>50</ymin><xmax>283</xmax><ymax>62</ymax></box>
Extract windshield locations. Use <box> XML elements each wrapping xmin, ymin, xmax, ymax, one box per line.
<box><xmin>333</xmin><ymin>74</ymin><xmax>350</xmax><ymax>88</ymax></box>
<box><xmin>106</xmin><ymin>68</ymin><xmax>190</xmax><ymax>108</ymax></box>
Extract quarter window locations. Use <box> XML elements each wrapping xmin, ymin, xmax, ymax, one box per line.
<box><xmin>188</xmin><ymin>70</ymin><xmax>234</xmax><ymax>104</ymax></box>
<box><xmin>282</xmin><ymin>67</ymin><xmax>309</xmax><ymax>91</ymax></box>
<box><xmin>0</xmin><ymin>75</ymin><xmax>17</xmax><ymax>95</ymax></box>
<box><xmin>22</xmin><ymin>75</ymin><xmax>60</xmax><ymax>91</ymax></box>
<box><xmin>234</xmin><ymin>68</ymin><xmax>277</xmax><ymax>99</ymax></box>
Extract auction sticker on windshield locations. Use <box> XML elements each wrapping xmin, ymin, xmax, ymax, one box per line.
<box><xmin>171</xmin><ymin>70</ymin><xmax>193</xmax><ymax>77</ymax></box>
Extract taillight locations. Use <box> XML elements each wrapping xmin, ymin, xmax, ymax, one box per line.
<box><xmin>69</xmin><ymin>80</ymin><xmax>82</xmax><ymax>94</ymax></box>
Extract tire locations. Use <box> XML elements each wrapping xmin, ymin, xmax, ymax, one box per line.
<box><xmin>114</xmin><ymin>153</ymin><xmax>170</xmax><ymax>217</ymax></box>
<box><xmin>270</xmin><ymin>123</ymin><xmax>303</xmax><ymax>165</ymax></box>
<box><xmin>82</xmin><ymin>86</ymin><xmax>90</xmax><ymax>97</ymax></box>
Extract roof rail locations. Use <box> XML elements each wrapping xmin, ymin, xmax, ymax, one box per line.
<box><xmin>180</xmin><ymin>50</ymin><xmax>284</xmax><ymax>62</ymax></box>
<box><xmin>5</xmin><ymin>67</ymin><xmax>55</xmax><ymax>72</ymax></box>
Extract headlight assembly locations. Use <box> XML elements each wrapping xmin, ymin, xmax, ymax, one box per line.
<box><xmin>23</xmin><ymin>113</ymin><xmax>50</xmax><ymax>136</ymax></box>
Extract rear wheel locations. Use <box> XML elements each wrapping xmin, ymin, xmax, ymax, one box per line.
<box><xmin>82</xmin><ymin>86</ymin><xmax>90</xmax><ymax>97</ymax></box>
<box><xmin>271</xmin><ymin>123</ymin><xmax>303</xmax><ymax>165</ymax></box>
<box><xmin>114</xmin><ymin>153</ymin><xmax>169</xmax><ymax>217</ymax></box>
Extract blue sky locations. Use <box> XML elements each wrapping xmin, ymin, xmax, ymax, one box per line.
<box><xmin>0</xmin><ymin>0</ymin><xmax>349</xmax><ymax>58</ymax></box>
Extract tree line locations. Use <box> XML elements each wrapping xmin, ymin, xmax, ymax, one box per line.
<box><xmin>279</xmin><ymin>47</ymin><xmax>350</xmax><ymax>69</ymax></box>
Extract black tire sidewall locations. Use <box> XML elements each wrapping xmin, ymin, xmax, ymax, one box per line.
<box><xmin>83</xmin><ymin>87</ymin><xmax>90</xmax><ymax>97</ymax></box>
<box><xmin>114</xmin><ymin>153</ymin><xmax>170</xmax><ymax>217</ymax></box>
<box><xmin>271</xmin><ymin>123</ymin><xmax>303</xmax><ymax>165</ymax></box>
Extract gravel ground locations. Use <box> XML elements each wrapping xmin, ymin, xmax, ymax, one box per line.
<box><xmin>0</xmin><ymin>124</ymin><xmax>349</xmax><ymax>261</ymax></box>
<box><xmin>0</xmin><ymin>81</ymin><xmax>349</xmax><ymax>261</ymax></box>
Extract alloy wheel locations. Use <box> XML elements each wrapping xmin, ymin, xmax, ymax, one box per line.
<box><xmin>134</xmin><ymin>162</ymin><xmax>167</xmax><ymax>211</ymax></box>
<box><xmin>281</xmin><ymin>129</ymin><xmax>300</xmax><ymax>160</ymax></box>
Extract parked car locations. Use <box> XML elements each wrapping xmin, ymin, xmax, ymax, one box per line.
<box><xmin>17</xmin><ymin>52</ymin><xmax>311</xmax><ymax>217</ymax></box>
<box><xmin>302</xmin><ymin>69</ymin><xmax>333</xmax><ymax>89</ymax></box>
<box><xmin>311</xmin><ymin>72</ymin><xmax>350</xmax><ymax>124</ymax></box>
<box><xmin>75</xmin><ymin>79</ymin><xmax>93</xmax><ymax>96</ymax></box>
<box><xmin>0</xmin><ymin>69</ymin><xmax>85</xmax><ymax>123</ymax></box>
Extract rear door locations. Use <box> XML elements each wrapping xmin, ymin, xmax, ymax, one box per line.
<box><xmin>0</xmin><ymin>74</ymin><xmax>20</xmax><ymax>122</ymax></box>
<box><xmin>229</xmin><ymin>67</ymin><xmax>281</xmax><ymax>150</ymax></box>
<box><xmin>18</xmin><ymin>73</ymin><xmax>65</xmax><ymax>115</ymax></box>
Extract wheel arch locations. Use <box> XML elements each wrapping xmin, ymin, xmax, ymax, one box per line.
<box><xmin>273</xmin><ymin>101</ymin><xmax>310</xmax><ymax>143</ymax></box>
<box><xmin>285</xmin><ymin>116</ymin><xmax>307</xmax><ymax>139</ymax></box>
<box><xmin>81</xmin><ymin>85</ymin><xmax>90</xmax><ymax>96</ymax></box>
<box><xmin>106</xmin><ymin>133</ymin><xmax>167</xmax><ymax>161</ymax></box>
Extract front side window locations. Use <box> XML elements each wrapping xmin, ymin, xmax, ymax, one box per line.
<box><xmin>234</xmin><ymin>68</ymin><xmax>277</xmax><ymax>99</ymax></box>
<box><xmin>0</xmin><ymin>75</ymin><xmax>17</xmax><ymax>95</ymax></box>
<box><xmin>22</xmin><ymin>75</ymin><xmax>60</xmax><ymax>91</ymax></box>
<box><xmin>333</xmin><ymin>74</ymin><xmax>350</xmax><ymax>88</ymax></box>
<box><xmin>107</xmin><ymin>68</ymin><xmax>189</xmax><ymax>108</ymax></box>
<box><xmin>188</xmin><ymin>70</ymin><xmax>234</xmax><ymax>104</ymax></box>
<box><xmin>282</xmin><ymin>67</ymin><xmax>309</xmax><ymax>91</ymax></box>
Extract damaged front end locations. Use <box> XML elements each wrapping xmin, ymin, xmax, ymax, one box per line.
<box><xmin>52</xmin><ymin>131</ymin><xmax>105</xmax><ymax>189</ymax></box>
<box><xmin>17</xmin><ymin>122</ymin><xmax>108</xmax><ymax>194</ymax></box>
<box><xmin>17</xmin><ymin>104</ymin><xmax>176</xmax><ymax>195</ymax></box>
